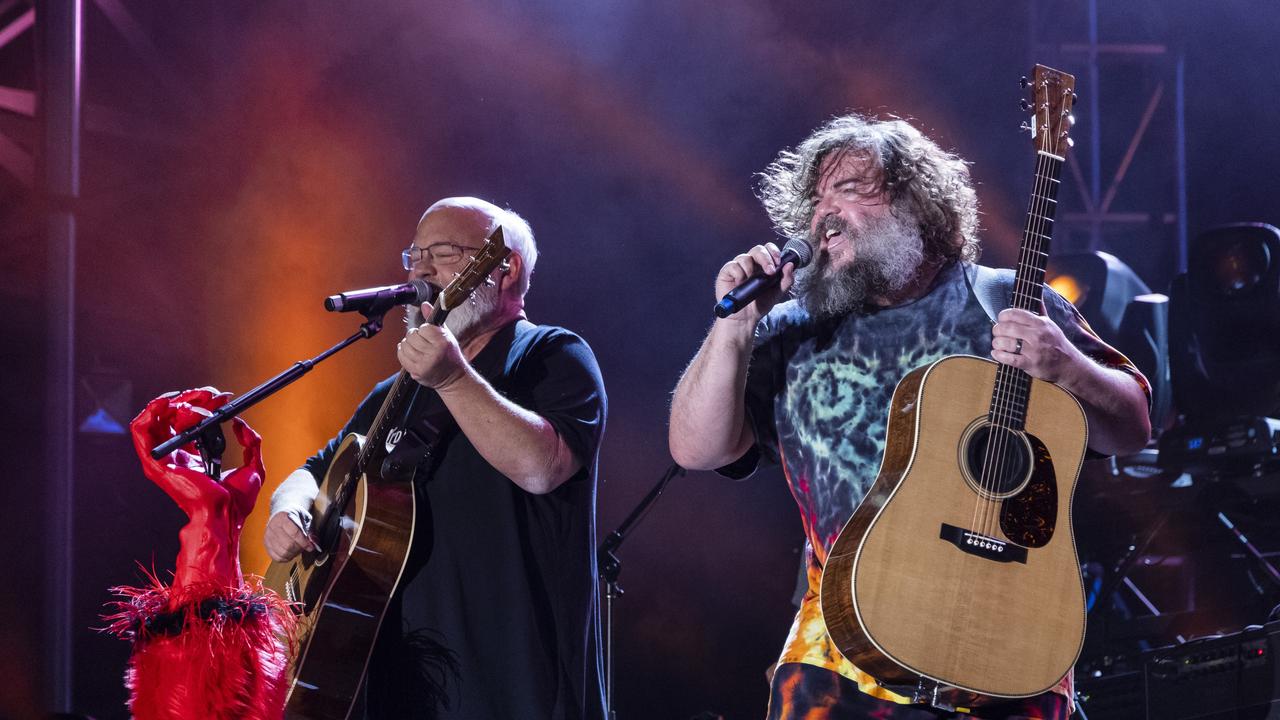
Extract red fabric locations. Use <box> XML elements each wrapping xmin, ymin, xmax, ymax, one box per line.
<box><xmin>105</xmin><ymin>388</ymin><xmax>295</xmax><ymax>720</ymax></box>
<box><xmin>104</xmin><ymin>574</ymin><xmax>294</xmax><ymax>720</ymax></box>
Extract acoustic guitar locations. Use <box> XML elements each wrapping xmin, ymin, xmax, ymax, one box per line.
<box><xmin>820</xmin><ymin>65</ymin><xmax>1086</xmax><ymax>704</ymax></box>
<box><xmin>264</xmin><ymin>227</ymin><xmax>511</xmax><ymax>719</ymax></box>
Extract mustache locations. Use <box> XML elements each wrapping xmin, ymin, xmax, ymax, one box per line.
<box><xmin>810</xmin><ymin>215</ymin><xmax>852</xmax><ymax>248</ymax></box>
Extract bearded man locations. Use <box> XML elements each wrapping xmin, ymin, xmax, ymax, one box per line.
<box><xmin>668</xmin><ymin>115</ymin><xmax>1150</xmax><ymax>719</ymax></box>
<box><xmin>265</xmin><ymin>197</ymin><xmax>607</xmax><ymax>719</ymax></box>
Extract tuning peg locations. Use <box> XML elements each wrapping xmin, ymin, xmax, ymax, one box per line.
<box><xmin>1066</xmin><ymin>137</ymin><xmax>1075</xmax><ymax>148</ymax></box>
<box><xmin>1071</xmin><ymin>91</ymin><xmax>1078</xmax><ymax>102</ymax></box>
<box><xmin>1020</xmin><ymin>76</ymin><xmax>1030</xmax><ymax>88</ymax></box>
<box><xmin>1067</xmin><ymin>113</ymin><xmax>1076</xmax><ymax>125</ymax></box>
<box><xmin>1020</xmin><ymin>99</ymin><xmax>1034</xmax><ymax>112</ymax></box>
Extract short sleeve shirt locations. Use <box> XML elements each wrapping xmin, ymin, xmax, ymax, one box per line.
<box><xmin>724</xmin><ymin>261</ymin><xmax>1148</xmax><ymax>703</ymax></box>
<box><xmin>304</xmin><ymin>319</ymin><xmax>607</xmax><ymax>720</ymax></box>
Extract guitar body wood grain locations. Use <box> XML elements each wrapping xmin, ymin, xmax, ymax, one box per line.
<box><xmin>821</xmin><ymin>355</ymin><xmax>1087</xmax><ymax>701</ymax></box>
<box><xmin>263</xmin><ymin>434</ymin><xmax>417</xmax><ymax>719</ymax></box>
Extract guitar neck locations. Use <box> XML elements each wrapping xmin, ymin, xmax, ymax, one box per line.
<box><xmin>355</xmin><ymin>369</ymin><xmax>417</xmax><ymax>472</ymax></box>
<box><xmin>355</xmin><ymin>304</ymin><xmax>450</xmax><ymax>472</ymax></box>
<box><xmin>346</xmin><ymin>224</ymin><xmax>509</xmax><ymax>478</ymax></box>
<box><xmin>1011</xmin><ymin>151</ymin><xmax>1064</xmax><ymax>313</ymax></box>
<box><xmin>989</xmin><ymin>150</ymin><xmax>1066</xmax><ymax>431</ymax></box>
<box><xmin>989</xmin><ymin>64</ymin><xmax>1076</xmax><ymax>431</ymax></box>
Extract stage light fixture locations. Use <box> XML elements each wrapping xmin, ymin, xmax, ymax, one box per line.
<box><xmin>1047</xmin><ymin>252</ymin><xmax>1172</xmax><ymax>432</ymax></box>
<box><xmin>1169</xmin><ymin>223</ymin><xmax>1280</xmax><ymax>425</ymax></box>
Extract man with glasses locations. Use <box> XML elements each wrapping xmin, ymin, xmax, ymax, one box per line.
<box><xmin>264</xmin><ymin>196</ymin><xmax>608</xmax><ymax>719</ymax></box>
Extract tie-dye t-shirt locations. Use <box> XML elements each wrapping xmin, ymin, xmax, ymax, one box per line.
<box><xmin>722</xmin><ymin>260</ymin><xmax>1147</xmax><ymax>704</ymax></box>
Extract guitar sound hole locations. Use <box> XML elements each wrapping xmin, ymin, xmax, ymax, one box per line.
<box><xmin>964</xmin><ymin>424</ymin><xmax>1031</xmax><ymax>497</ymax></box>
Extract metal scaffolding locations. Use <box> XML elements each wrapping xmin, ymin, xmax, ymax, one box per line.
<box><xmin>1030</xmin><ymin>0</ymin><xmax>1188</xmax><ymax>282</ymax></box>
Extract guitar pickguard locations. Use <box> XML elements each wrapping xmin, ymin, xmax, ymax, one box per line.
<box><xmin>999</xmin><ymin>432</ymin><xmax>1057</xmax><ymax>548</ymax></box>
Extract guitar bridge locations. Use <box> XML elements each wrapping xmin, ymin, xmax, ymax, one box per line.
<box><xmin>939</xmin><ymin>523</ymin><xmax>1027</xmax><ymax>564</ymax></box>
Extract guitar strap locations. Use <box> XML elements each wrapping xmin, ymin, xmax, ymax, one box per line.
<box><xmin>391</xmin><ymin>318</ymin><xmax>522</xmax><ymax>486</ymax></box>
<box><xmin>383</xmin><ymin>385</ymin><xmax>458</xmax><ymax>486</ymax></box>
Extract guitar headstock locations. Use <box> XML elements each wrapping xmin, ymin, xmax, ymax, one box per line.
<box><xmin>1021</xmin><ymin>64</ymin><xmax>1077</xmax><ymax>157</ymax></box>
<box><xmin>436</xmin><ymin>225</ymin><xmax>512</xmax><ymax>312</ymax></box>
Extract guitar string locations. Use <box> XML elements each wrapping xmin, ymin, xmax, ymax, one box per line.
<box><xmin>996</xmin><ymin>146</ymin><xmax>1049</xmax><ymax>536</ymax></box>
<box><xmin>992</xmin><ymin>128</ymin><xmax>1053</xmax><ymax>537</ymax></box>
<box><xmin>980</xmin><ymin>138</ymin><xmax>1042</xmax><ymax>538</ymax></box>
<box><xmin>977</xmin><ymin>106</ymin><xmax>1047</xmax><ymax>538</ymax></box>
<box><xmin>988</xmin><ymin>85</ymin><xmax>1066</xmax><ymax>541</ymax></box>
<box><xmin>982</xmin><ymin>87</ymin><xmax>1060</xmax><ymax>541</ymax></box>
<box><xmin>985</xmin><ymin>111</ymin><xmax>1047</xmax><ymax>539</ymax></box>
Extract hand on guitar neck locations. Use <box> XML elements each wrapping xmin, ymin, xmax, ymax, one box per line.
<box><xmin>991</xmin><ymin>305</ymin><xmax>1089</xmax><ymax>385</ymax></box>
<box><xmin>992</xmin><ymin>304</ymin><xmax>1151</xmax><ymax>456</ymax></box>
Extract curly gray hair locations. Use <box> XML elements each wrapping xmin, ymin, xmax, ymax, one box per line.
<box><xmin>757</xmin><ymin>113</ymin><xmax>980</xmax><ymax>264</ymax></box>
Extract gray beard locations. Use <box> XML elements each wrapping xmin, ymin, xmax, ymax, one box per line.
<box><xmin>403</xmin><ymin>278</ymin><xmax>501</xmax><ymax>338</ymax></box>
<box><xmin>794</xmin><ymin>210</ymin><xmax>927</xmax><ymax>321</ymax></box>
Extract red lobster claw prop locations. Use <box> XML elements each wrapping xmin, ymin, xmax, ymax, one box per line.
<box><xmin>103</xmin><ymin>388</ymin><xmax>295</xmax><ymax>720</ymax></box>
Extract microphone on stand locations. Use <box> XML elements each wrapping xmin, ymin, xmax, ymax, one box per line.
<box><xmin>713</xmin><ymin>238</ymin><xmax>813</xmax><ymax>318</ymax></box>
<box><xmin>324</xmin><ymin>279</ymin><xmax>436</xmax><ymax>315</ymax></box>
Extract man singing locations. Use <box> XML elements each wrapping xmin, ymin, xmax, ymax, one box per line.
<box><xmin>265</xmin><ymin>197</ymin><xmax>607</xmax><ymax>719</ymax></box>
<box><xmin>668</xmin><ymin>115</ymin><xmax>1150</xmax><ymax>719</ymax></box>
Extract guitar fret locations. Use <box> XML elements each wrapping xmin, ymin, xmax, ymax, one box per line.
<box><xmin>986</xmin><ymin>104</ymin><xmax>1067</xmax><ymax>432</ymax></box>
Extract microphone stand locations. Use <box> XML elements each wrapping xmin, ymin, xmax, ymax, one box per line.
<box><xmin>597</xmin><ymin>462</ymin><xmax>685</xmax><ymax>719</ymax></box>
<box><xmin>150</xmin><ymin>303</ymin><xmax>398</xmax><ymax>476</ymax></box>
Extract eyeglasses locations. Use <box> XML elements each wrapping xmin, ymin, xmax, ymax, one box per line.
<box><xmin>401</xmin><ymin>242</ymin><xmax>479</xmax><ymax>270</ymax></box>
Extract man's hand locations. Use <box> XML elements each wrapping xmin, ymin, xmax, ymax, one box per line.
<box><xmin>990</xmin><ymin>307</ymin><xmax>1089</xmax><ymax>385</ymax></box>
<box><xmin>398</xmin><ymin>324</ymin><xmax>470</xmax><ymax>390</ymax></box>
<box><xmin>264</xmin><ymin>509</ymin><xmax>317</xmax><ymax>562</ymax></box>
<box><xmin>715</xmin><ymin>242</ymin><xmax>796</xmax><ymax>329</ymax></box>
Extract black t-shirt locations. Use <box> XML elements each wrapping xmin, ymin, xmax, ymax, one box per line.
<box><xmin>304</xmin><ymin>319</ymin><xmax>607</xmax><ymax>720</ymax></box>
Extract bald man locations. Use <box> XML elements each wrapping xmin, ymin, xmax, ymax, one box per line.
<box><xmin>266</xmin><ymin>198</ymin><xmax>607</xmax><ymax>720</ymax></box>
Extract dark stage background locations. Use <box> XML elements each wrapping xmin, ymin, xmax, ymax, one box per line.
<box><xmin>3</xmin><ymin>1</ymin><xmax>1280</xmax><ymax>718</ymax></box>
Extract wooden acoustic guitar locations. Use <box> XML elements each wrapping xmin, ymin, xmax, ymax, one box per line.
<box><xmin>820</xmin><ymin>65</ymin><xmax>1086</xmax><ymax>704</ymax></box>
<box><xmin>263</xmin><ymin>227</ymin><xmax>510</xmax><ymax>719</ymax></box>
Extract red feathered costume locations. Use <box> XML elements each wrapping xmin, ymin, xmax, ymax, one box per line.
<box><xmin>104</xmin><ymin>388</ymin><xmax>296</xmax><ymax>720</ymax></box>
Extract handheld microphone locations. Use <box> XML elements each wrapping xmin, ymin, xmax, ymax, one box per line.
<box><xmin>713</xmin><ymin>238</ymin><xmax>813</xmax><ymax>318</ymax></box>
<box><xmin>324</xmin><ymin>279</ymin><xmax>436</xmax><ymax>315</ymax></box>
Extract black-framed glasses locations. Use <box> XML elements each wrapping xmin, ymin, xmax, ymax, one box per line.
<box><xmin>401</xmin><ymin>242</ymin><xmax>478</xmax><ymax>270</ymax></box>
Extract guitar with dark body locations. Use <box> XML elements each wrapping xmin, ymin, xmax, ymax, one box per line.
<box><xmin>263</xmin><ymin>228</ymin><xmax>510</xmax><ymax>719</ymax></box>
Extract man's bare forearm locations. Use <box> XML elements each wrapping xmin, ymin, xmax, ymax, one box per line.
<box><xmin>669</xmin><ymin>321</ymin><xmax>758</xmax><ymax>470</ymax></box>
<box><xmin>436</xmin><ymin>366</ymin><xmax>581</xmax><ymax>494</ymax></box>
<box><xmin>1059</xmin><ymin>360</ymin><xmax>1152</xmax><ymax>457</ymax></box>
